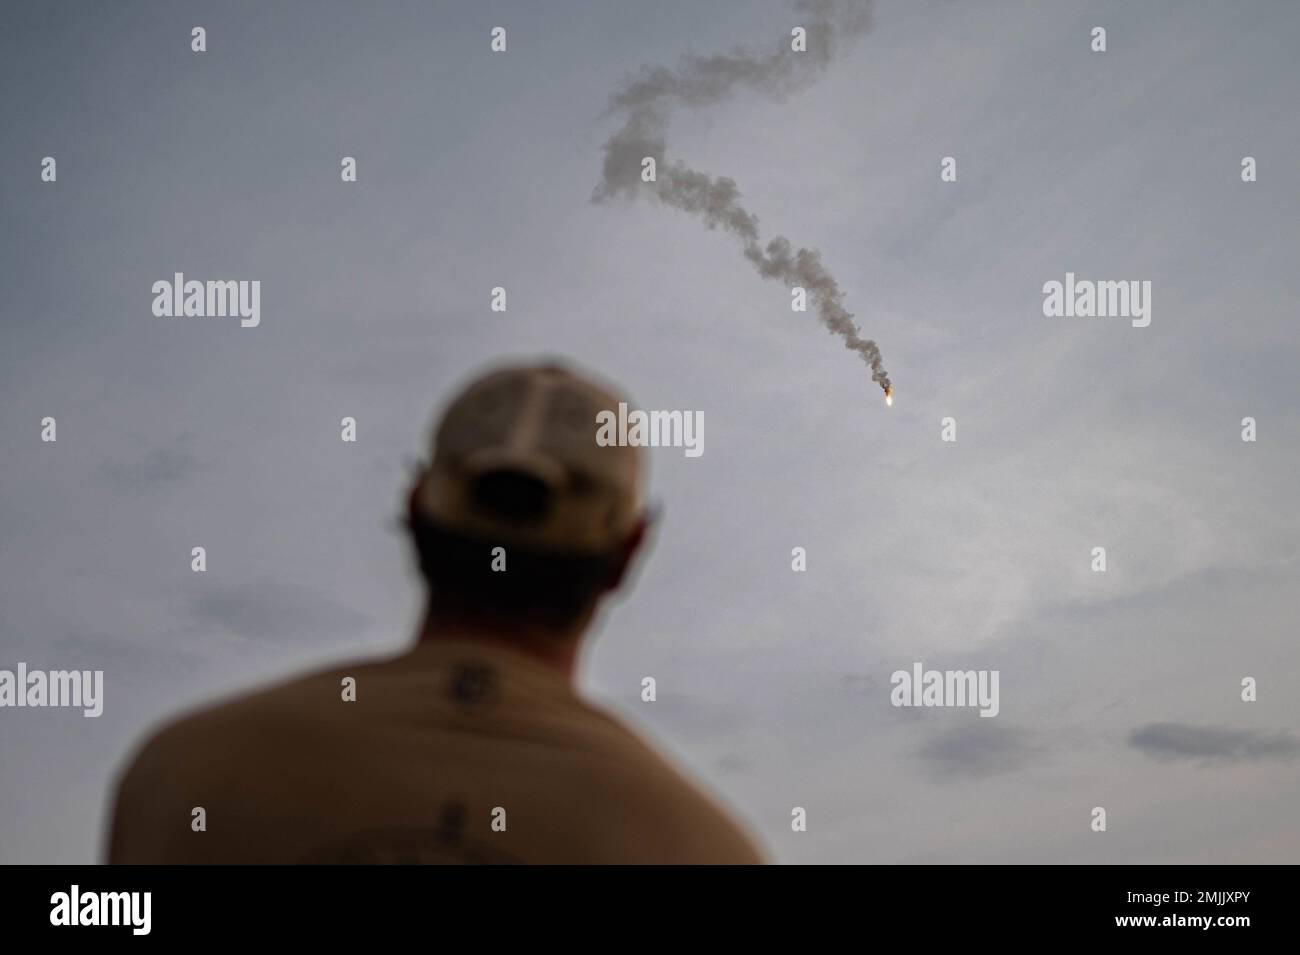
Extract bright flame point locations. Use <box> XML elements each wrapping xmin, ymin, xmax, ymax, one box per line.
<box><xmin>884</xmin><ymin>387</ymin><xmax>893</xmax><ymax>407</ymax></box>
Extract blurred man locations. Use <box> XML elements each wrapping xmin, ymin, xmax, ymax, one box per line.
<box><xmin>108</xmin><ymin>361</ymin><xmax>763</xmax><ymax>864</ymax></box>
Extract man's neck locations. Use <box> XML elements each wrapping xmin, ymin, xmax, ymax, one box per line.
<box><xmin>416</xmin><ymin>611</ymin><xmax>583</xmax><ymax>681</ymax></box>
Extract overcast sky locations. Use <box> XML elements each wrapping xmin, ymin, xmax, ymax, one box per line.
<box><xmin>2</xmin><ymin>0</ymin><xmax>1298</xmax><ymax>864</ymax></box>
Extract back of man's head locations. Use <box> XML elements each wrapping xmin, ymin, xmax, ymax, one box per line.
<box><xmin>408</xmin><ymin>361</ymin><xmax>645</xmax><ymax>635</ymax></box>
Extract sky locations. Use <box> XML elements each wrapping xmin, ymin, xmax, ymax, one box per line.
<box><xmin>1</xmin><ymin>0</ymin><xmax>1298</xmax><ymax>864</ymax></box>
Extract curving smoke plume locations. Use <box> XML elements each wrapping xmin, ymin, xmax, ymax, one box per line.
<box><xmin>593</xmin><ymin>0</ymin><xmax>890</xmax><ymax>395</ymax></box>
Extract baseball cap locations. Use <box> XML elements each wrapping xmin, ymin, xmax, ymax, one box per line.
<box><xmin>413</xmin><ymin>361</ymin><xmax>642</xmax><ymax>556</ymax></box>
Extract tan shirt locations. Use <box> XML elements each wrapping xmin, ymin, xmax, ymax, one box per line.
<box><xmin>107</xmin><ymin>639</ymin><xmax>763</xmax><ymax>864</ymax></box>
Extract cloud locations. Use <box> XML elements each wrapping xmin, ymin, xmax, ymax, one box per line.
<box><xmin>99</xmin><ymin>445</ymin><xmax>198</xmax><ymax>491</ymax></box>
<box><xmin>186</xmin><ymin>580</ymin><xmax>370</xmax><ymax>643</ymax></box>
<box><xmin>1129</xmin><ymin>723</ymin><xmax>1300</xmax><ymax>763</ymax></box>
<box><xmin>915</xmin><ymin>723</ymin><xmax>1045</xmax><ymax>780</ymax></box>
<box><xmin>715</xmin><ymin>753</ymin><xmax>752</xmax><ymax>774</ymax></box>
<box><xmin>634</xmin><ymin>691</ymin><xmax>750</xmax><ymax>741</ymax></box>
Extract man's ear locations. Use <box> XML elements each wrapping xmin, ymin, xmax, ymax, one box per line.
<box><xmin>406</xmin><ymin>469</ymin><xmax>429</xmax><ymax>526</ymax></box>
<box><xmin>606</xmin><ymin>515</ymin><xmax>651</xmax><ymax>591</ymax></box>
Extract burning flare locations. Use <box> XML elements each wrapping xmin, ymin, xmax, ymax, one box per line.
<box><xmin>884</xmin><ymin>386</ymin><xmax>893</xmax><ymax>407</ymax></box>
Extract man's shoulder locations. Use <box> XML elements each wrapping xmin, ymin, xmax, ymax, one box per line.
<box><xmin>120</xmin><ymin>659</ymin><xmax>378</xmax><ymax>778</ymax></box>
<box><xmin>566</xmin><ymin>707</ymin><xmax>767</xmax><ymax>863</ymax></box>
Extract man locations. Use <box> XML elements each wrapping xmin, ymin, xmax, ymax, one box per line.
<box><xmin>108</xmin><ymin>361</ymin><xmax>763</xmax><ymax>864</ymax></box>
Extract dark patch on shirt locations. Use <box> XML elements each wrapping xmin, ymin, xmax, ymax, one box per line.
<box><xmin>299</xmin><ymin>800</ymin><xmax>521</xmax><ymax>864</ymax></box>
<box><xmin>436</xmin><ymin>801</ymin><xmax>467</xmax><ymax>845</ymax></box>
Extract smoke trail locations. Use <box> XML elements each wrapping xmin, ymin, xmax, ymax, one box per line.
<box><xmin>593</xmin><ymin>0</ymin><xmax>889</xmax><ymax>393</ymax></box>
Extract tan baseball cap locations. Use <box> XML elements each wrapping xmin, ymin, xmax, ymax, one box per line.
<box><xmin>413</xmin><ymin>361</ymin><xmax>642</xmax><ymax>555</ymax></box>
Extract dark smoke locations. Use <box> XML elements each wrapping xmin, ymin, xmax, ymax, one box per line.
<box><xmin>593</xmin><ymin>0</ymin><xmax>889</xmax><ymax>392</ymax></box>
